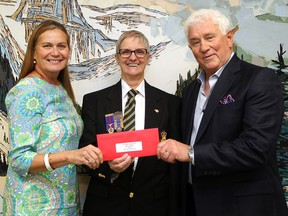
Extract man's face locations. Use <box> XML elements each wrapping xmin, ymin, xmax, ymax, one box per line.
<box><xmin>187</xmin><ymin>19</ymin><xmax>233</xmax><ymax>76</ymax></box>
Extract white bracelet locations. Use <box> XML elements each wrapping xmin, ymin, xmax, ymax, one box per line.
<box><xmin>44</xmin><ymin>153</ymin><xmax>54</xmax><ymax>171</ymax></box>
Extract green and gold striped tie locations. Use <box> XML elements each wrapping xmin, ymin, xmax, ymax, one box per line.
<box><xmin>123</xmin><ymin>89</ymin><xmax>139</xmax><ymax>131</ymax></box>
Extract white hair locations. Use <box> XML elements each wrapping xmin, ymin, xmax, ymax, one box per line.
<box><xmin>184</xmin><ymin>9</ymin><xmax>231</xmax><ymax>40</ymax></box>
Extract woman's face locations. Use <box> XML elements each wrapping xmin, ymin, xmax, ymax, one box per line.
<box><xmin>115</xmin><ymin>36</ymin><xmax>150</xmax><ymax>82</ymax></box>
<box><xmin>34</xmin><ymin>29</ymin><xmax>70</xmax><ymax>77</ymax></box>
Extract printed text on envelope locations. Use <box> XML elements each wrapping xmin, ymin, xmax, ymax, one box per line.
<box><xmin>116</xmin><ymin>141</ymin><xmax>143</xmax><ymax>153</ymax></box>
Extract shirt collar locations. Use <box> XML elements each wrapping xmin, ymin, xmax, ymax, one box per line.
<box><xmin>197</xmin><ymin>52</ymin><xmax>234</xmax><ymax>84</ymax></box>
<box><xmin>121</xmin><ymin>79</ymin><xmax>145</xmax><ymax>98</ymax></box>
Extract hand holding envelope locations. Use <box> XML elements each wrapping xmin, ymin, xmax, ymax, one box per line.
<box><xmin>108</xmin><ymin>153</ymin><xmax>133</xmax><ymax>173</ymax></box>
<box><xmin>97</xmin><ymin>128</ymin><xmax>159</xmax><ymax>161</ymax></box>
<box><xmin>157</xmin><ymin>139</ymin><xmax>191</xmax><ymax>163</ymax></box>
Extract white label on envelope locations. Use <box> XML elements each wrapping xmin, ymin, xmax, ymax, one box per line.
<box><xmin>116</xmin><ymin>141</ymin><xmax>143</xmax><ymax>153</ymax></box>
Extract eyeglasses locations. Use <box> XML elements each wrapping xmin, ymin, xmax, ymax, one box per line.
<box><xmin>118</xmin><ymin>49</ymin><xmax>148</xmax><ymax>58</ymax></box>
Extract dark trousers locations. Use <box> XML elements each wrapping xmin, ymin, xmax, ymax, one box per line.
<box><xmin>186</xmin><ymin>183</ymin><xmax>197</xmax><ymax>216</ymax></box>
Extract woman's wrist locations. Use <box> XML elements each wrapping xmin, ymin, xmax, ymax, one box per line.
<box><xmin>44</xmin><ymin>153</ymin><xmax>54</xmax><ymax>171</ymax></box>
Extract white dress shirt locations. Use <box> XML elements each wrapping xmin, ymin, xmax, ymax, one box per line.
<box><xmin>188</xmin><ymin>53</ymin><xmax>234</xmax><ymax>183</ymax></box>
<box><xmin>121</xmin><ymin>79</ymin><xmax>145</xmax><ymax>170</ymax></box>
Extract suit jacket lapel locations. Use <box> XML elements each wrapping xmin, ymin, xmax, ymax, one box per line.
<box><xmin>195</xmin><ymin>55</ymin><xmax>241</xmax><ymax>143</ymax></box>
<box><xmin>106</xmin><ymin>81</ymin><xmax>122</xmax><ymax>113</ymax></box>
<box><xmin>144</xmin><ymin>81</ymin><xmax>161</xmax><ymax>129</ymax></box>
<box><xmin>135</xmin><ymin>81</ymin><xmax>161</xmax><ymax>171</ymax></box>
<box><xmin>183</xmin><ymin>81</ymin><xmax>201</xmax><ymax>144</ymax></box>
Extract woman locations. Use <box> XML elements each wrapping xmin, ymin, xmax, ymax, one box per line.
<box><xmin>79</xmin><ymin>30</ymin><xmax>182</xmax><ymax>216</ymax></box>
<box><xmin>3</xmin><ymin>20</ymin><xmax>103</xmax><ymax>216</ymax></box>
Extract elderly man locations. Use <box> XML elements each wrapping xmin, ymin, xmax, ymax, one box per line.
<box><xmin>157</xmin><ymin>8</ymin><xmax>288</xmax><ymax>216</ymax></box>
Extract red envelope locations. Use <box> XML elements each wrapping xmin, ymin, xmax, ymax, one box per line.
<box><xmin>97</xmin><ymin>128</ymin><xmax>159</xmax><ymax>161</ymax></box>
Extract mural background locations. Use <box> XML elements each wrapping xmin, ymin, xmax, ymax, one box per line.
<box><xmin>0</xmin><ymin>0</ymin><xmax>288</xmax><ymax>214</ymax></box>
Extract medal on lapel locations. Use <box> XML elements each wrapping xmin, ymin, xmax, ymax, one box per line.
<box><xmin>105</xmin><ymin>112</ymin><xmax>123</xmax><ymax>133</ymax></box>
<box><xmin>105</xmin><ymin>113</ymin><xmax>114</xmax><ymax>133</ymax></box>
<box><xmin>114</xmin><ymin>111</ymin><xmax>123</xmax><ymax>132</ymax></box>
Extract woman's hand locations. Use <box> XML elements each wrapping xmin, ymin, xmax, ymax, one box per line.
<box><xmin>69</xmin><ymin>144</ymin><xmax>103</xmax><ymax>169</ymax></box>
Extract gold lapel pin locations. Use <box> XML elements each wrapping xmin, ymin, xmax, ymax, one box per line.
<box><xmin>161</xmin><ymin>131</ymin><xmax>167</xmax><ymax>141</ymax></box>
<box><xmin>98</xmin><ymin>173</ymin><xmax>106</xmax><ymax>178</ymax></box>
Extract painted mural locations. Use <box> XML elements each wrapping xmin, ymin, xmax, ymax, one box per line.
<box><xmin>0</xmin><ymin>0</ymin><xmax>288</xmax><ymax>214</ymax></box>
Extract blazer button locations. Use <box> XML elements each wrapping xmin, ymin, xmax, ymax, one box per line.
<box><xmin>129</xmin><ymin>192</ymin><xmax>134</xmax><ymax>198</ymax></box>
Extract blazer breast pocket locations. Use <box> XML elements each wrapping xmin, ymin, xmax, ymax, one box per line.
<box><xmin>216</xmin><ymin>99</ymin><xmax>243</xmax><ymax>121</ymax></box>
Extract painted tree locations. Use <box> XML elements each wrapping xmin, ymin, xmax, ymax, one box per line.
<box><xmin>272</xmin><ymin>43</ymin><xmax>288</xmax><ymax>200</ymax></box>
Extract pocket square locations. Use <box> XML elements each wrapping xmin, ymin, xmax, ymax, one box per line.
<box><xmin>220</xmin><ymin>94</ymin><xmax>235</xmax><ymax>104</ymax></box>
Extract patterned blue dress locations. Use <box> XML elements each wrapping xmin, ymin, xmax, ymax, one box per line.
<box><xmin>3</xmin><ymin>77</ymin><xmax>83</xmax><ymax>216</ymax></box>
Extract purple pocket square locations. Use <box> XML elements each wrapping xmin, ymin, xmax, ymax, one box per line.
<box><xmin>220</xmin><ymin>94</ymin><xmax>235</xmax><ymax>104</ymax></box>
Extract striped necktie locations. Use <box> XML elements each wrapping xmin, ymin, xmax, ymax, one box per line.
<box><xmin>123</xmin><ymin>89</ymin><xmax>139</xmax><ymax>131</ymax></box>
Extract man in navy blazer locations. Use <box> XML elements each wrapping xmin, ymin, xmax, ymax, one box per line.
<box><xmin>157</xmin><ymin>9</ymin><xmax>288</xmax><ymax>216</ymax></box>
<box><xmin>79</xmin><ymin>30</ymin><xmax>181</xmax><ymax>216</ymax></box>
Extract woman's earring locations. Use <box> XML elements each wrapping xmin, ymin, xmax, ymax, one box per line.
<box><xmin>33</xmin><ymin>59</ymin><xmax>36</xmax><ymax>64</ymax></box>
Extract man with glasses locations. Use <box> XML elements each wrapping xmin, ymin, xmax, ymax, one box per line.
<box><xmin>79</xmin><ymin>30</ymin><xmax>182</xmax><ymax>216</ymax></box>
